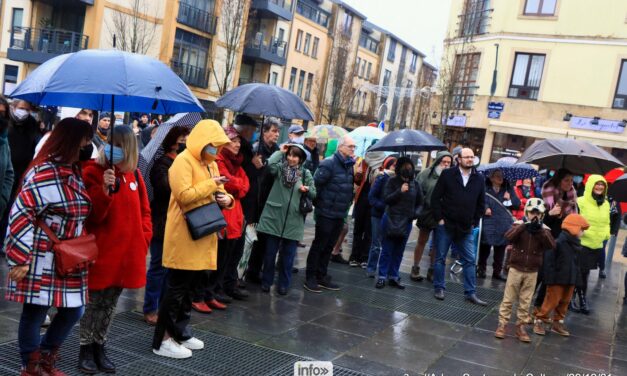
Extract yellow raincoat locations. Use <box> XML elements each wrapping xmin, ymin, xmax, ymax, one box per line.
<box><xmin>162</xmin><ymin>120</ymin><xmax>233</xmax><ymax>270</ymax></box>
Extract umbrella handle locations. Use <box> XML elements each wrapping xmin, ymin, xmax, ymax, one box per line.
<box><xmin>109</xmin><ymin>95</ymin><xmax>115</xmax><ymax>194</ymax></box>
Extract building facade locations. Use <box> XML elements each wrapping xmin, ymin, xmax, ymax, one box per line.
<box><xmin>440</xmin><ymin>0</ymin><xmax>627</xmax><ymax>164</ymax></box>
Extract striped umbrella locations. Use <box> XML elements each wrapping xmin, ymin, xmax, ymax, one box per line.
<box><xmin>308</xmin><ymin>124</ymin><xmax>348</xmax><ymax>140</ymax></box>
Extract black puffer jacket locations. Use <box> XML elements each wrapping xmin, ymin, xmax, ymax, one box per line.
<box><xmin>314</xmin><ymin>152</ymin><xmax>355</xmax><ymax>219</ymax></box>
<box><xmin>150</xmin><ymin>154</ymin><xmax>174</xmax><ymax>240</ymax></box>
<box><xmin>383</xmin><ymin>160</ymin><xmax>423</xmax><ymax>222</ymax></box>
<box><xmin>7</xmin><ymin>116</ymin><xmax>41</xmax><ymax>196</ymax></box>
<box><xmin>543</xmin><ymin>231</ymin><xmax>583</xmax><ymax>286</ymax></box>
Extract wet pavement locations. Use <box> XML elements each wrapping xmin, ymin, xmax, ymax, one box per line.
<box><xmin>0</xmin><ymin>224</ymin><xmax>626</xmax><ymax>375</ymax></box>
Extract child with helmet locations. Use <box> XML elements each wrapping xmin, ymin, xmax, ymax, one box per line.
<box><xmin>495</xmin><ymin>198</ymin><xmax>556</xmax><ymax>342</ymax></box>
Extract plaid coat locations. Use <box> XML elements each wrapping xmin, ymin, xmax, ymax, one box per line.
<box><xmin>4</xmin><ymin>162</ymin><xmax>92</xmax><ymax>307</ymax></box>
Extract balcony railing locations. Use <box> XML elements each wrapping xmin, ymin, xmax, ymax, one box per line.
<box><xmin>243</xmin><ymin>36</ymin><xmax>287</xmax><ymax>66</ymax></box>
<box><xmin>171</xmin><ymin>60</ymin><xmax>209</xmax><ymax>88</ymax></box>
<box><xmin>296</xmin><ymin>0</ymin><xmax>329</xmax><ymax>28</ymax></box>
<box><xmin>8</xmin><ymin>27</ymin><xmax>89</xmax><ymax>64</ymax></box>
<box><xmin>251</xmin><ymin>0</ymin><xmax>293</xmax><ymax>20</ymax></box>
<box><xmin>177</xmin><ymin>2</ymin><xmax>218</xmax><ymax>34</ymax></box>
<box><xmin>359</xmin><ymin>33</ymin><xmax>379</xmax><ymax>54</ymax></box>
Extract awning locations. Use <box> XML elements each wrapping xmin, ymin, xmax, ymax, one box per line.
<box><xmin>488</xmin><ymin>120</ymin><xmax>627</xmax><ymax>149</ymax></box>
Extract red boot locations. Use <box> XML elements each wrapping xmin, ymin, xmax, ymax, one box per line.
<box><xmin>20</xmin><ymin>350</ymin><xmax>41</xmax><ymax>376</ymax></box>
<box><xmin>40</xmin><ymin>347</ymin><xmax>66</xmax><ymax>376</ymax></box>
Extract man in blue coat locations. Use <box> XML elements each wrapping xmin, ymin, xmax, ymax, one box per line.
<box><xmin>304</xmin><ymin>135</ymin><xmax>356</xmax><ymax>293</ymax></box>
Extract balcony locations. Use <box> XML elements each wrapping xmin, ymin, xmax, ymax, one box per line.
<box><xmin>251</xmin><ymin>0</ymin><xmax>293</xmax><ymax>20</ymax></box>
<box><xmin>243</xmin><ymin>36</ymin><xmax>287</xmax><ymax>66</ymax></box>
<box><xmin>296</xmin><ymin>0</ymin><xmax>329</xmax><ymax>28</ymax></box>
<box><xmin>8</xmin><ymin>27</ymin><xmax>89</xmax><ymax>64</ymax></box>
<box><xmin>171</xmin><ymin>60</ymin><xmax>209</xmax><ymax>88</ymax></box>
<box><xmin>177</xmin><ymin>2</ymin><xmax>218</xmax><ymax>34</ymax></box>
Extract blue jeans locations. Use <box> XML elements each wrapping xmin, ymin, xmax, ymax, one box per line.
<box><xmin>18</xmin><ymin>303</ymin><xmax>84</xmax><ymax>366</ymax></box>
<box><xmin>366</xmin><ymin>216</ymin><xmax>383</xmax><ymax>275</ymax></box>
<box><xmin>433</xmin><ymin>225</ymin><xmax>477</xmax><ymax>296</ymax></box>
<box><xmin>262</xmin><ymin>234</ymin><xmax>298</xmax><ymax>290</ymax></box>
<box><xmin>378</xmin><ymin>215</ymin><xmax>411</xmax><ymax>281</ymax></box>
<box><xmin>143</xmin><ymin>238</ymin><xmax>168</xmax><ymax>314</ymax></box>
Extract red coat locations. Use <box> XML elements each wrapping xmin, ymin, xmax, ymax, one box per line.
<box><xmin>217</xmin><ymin>149</ymin><xmax>249</xmax><ymax>239</ymax></box>
<box><xmin>512</xmin><ymin>180</ymin><xmax>536</xmax><ymax>220</ymax></box>
<box><xmin>82</xmin><ymin>161</ymin><xmax>152</xmax><ymax>290</ymax></box>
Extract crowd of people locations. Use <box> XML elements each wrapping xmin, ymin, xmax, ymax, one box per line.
<box><xmin>0</xmin><ymin>97</ymin><xmax>625</xmax><ymax>375</ymax></box>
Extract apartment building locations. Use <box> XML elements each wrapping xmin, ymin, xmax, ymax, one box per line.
<box><xmin>441</xmin><ymin>0</ymin><xmax>627</xmax><ymax>164</ymax></box>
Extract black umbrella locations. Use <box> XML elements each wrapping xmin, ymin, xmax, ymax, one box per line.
<box><xmin>517</xmin><ymin>139</ymin><xmax>624</xmax><ymax>175</ymax></box>
<box><xmin>368</xmin><ymin>129</ymin><xmax>446</xmax><ymax>153</ymax></box>
<box><xmin>609</xmin><ymin>173</ymin><xmax>627</xmax><ymax>202</ymax></box>
<box><xmin>215</xmin><ymin>83</ymin><xmax>314</xmax><ymax>121</ymax></box>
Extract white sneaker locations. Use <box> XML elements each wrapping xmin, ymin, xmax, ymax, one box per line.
<box><xmin>180</xmin><ymin>337</ymin><xmax>204</xmax><ymax>350</ymax></box>
<box><xmin>152</xmin><ymin>338</ymin><xmax>192</xmax><ymax>359</ymax></box>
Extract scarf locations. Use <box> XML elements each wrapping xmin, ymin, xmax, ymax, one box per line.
<box><xmin>592</xmin><ymin>192</ymin><xmax>605</xmax><ymax>206</ymax></box>
<box><xmin>218</xmin><ymin>147</ymin><xmax>244</xmax><ymax>174</ymax></box>
<box><xmin>280</xmin><ymin>161</ymin><xmax>302</xmax><ymax>188</ymax></box>
<box><xmin>541</xmin><ymin>181</ymin><xmax>577</xmax><ymax>215</ymax></box>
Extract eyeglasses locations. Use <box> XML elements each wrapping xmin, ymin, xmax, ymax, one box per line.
<box><xmin>460</xmin><ymin>156</ymin><xmax>474</xmax><ymax>159</ymax></box>
<box><xmin>344</xmin><ymin>145</ymin><xmax>356</xmax><ymax>149</ymax></box>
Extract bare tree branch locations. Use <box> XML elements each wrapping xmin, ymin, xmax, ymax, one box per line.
<box><xmin>211</xmin><ymin>0</ymin><xmax>247</xmax><ymax>96</ymax></box>
<box><xmin>322</xmin><ymin>33</ymin><xmax>355</xmax><ymax>125</ymax></box>
<box><xmin>106</xmin><ymin>0</ymin><xmax>159</xmax><ymax>54</ymax></box>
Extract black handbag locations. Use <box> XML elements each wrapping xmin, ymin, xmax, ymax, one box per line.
<box><xmin>386</xmin><ymin>215</ymin><xmax>410</xmax><ymax>238</ymax></box>
<box><xmin>183</xmin><ymin>201</ymin><xmax>227</xmax><ymax>240</ymax></box>
<box><xmin>299</xmin><ymin>172</ymin><xmax>313</xmax><ymax>215</ymax></box>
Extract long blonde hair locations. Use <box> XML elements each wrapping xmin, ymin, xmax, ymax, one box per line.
<box><xmin>97</xmin><ymin>125</ymin><xmax>138</xmax><ymax>172</ymax></box>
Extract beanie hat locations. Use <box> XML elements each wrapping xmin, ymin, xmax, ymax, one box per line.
<box><xmin>561</xmin><ymin>213</ymin><xmax>590</xmax><ymax>236</ymax></box>
<box><xmin>382</xmin><ymin>156</ymin><xmax>397</xmax><ymax>170</ymax></box>
<box><xmin>99</xmin><ymin>112</ymin><xmax>111</xmax><ymax>120</ymax></box>
<box><xmin>224</xmin><ymin>125</ymin><xmax>240</xmax><ymax>140</ymax></box>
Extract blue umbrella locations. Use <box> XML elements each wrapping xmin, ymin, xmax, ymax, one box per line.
<box><xmin>216</xmin><ymin>83</ymin><xmax>314</xmax><ymax>121</ymax></box>
<box><xmin>478</xmin><ymin>159</ymin><xmax>539</xmax><ymax>181</ymax></box>
<box><xmin>348</xmin><ymin>126</ymin><xmax>386</xmax><ymax>157</ymax></box>
<box><xmin>9</xmin><ymin>49</ymin><xmax>204</xmax><ymax>114</ymax></box>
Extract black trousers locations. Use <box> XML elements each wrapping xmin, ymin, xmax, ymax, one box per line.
<box><xmin>349</xmin><ymin>212</ymin><xmax>372</xmax><ymax>263</ymax></box>
<box><xmin>534</xmin><ymin>272</ymin><xmax>546</xmax><ymax>308</ymax></box>
<box><xmin>194</xmin><ymin>238</ymin><xmax>236</xmax><ymax>301</ymax></box>
<box><xmin>305</xmin><ymin>216</ymin><xmax>344</xmax><ymax>282</ymax></box>
<box><xmin>223</xmin><ymin>235</ymin><xmax>246</xmax><ymax>294</ymax></box>
<box><xmin>152</xmin><ymin>269</ymin><xmax>200</xmax><ymax>349</ymax></box>
<box><xmin>478</xmin><ymin>244</ymin><xmax>506</xmax><ymax>276</ymax></box>
<box><xmin>246</xmin><ymin>232</ymin><xmax>268</xmax><ymax>280</ymax></box>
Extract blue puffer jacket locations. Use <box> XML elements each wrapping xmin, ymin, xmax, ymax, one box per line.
<box><xmin>369</xmin><ymin>172</ymin><xmax>392</xmax><ymax>219</ymax></box>
<box><xmin>314</xmin><ymin>152</ymin><xmax>355</xmax><ymax>219</ymax></box>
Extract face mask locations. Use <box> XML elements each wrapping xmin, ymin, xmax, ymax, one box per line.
<box><xmin>400</xmin><ymin>169</ymin><xmax>413</xmax><ymax>179</ymax></box>
<box><xmin>176</xmin><ymin>143</ymin><xmax>186</xmax><ymax>154</ymax></box>
<box><xmin>203</xmin><ymin>145</ymin><xmax>218</xmax><ymax>156</ymax></box>
<box><xmin>292</xmin><ymin>136</ymin><xmax>304</xmax><ymax>144</ymax></box>
<box><xmin>103</xmin><ymin>144</ymin><xmax>125</xmax><ymax>165</ymax></box>
<box><xmin>12</xmin><ymin>108</ymin><xmax>29</xmax><ymax>121</ymax></box>
<box><xmin>573</xmin><ymin>175</ymin><xmax>583</xmax><ymax>184</ymax></box>
<box><xmin>79</xmin><ymin>144</ymin><xmax>94</xmax><ymax>161</ymax></box>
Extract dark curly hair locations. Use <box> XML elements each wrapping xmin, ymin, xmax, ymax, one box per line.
<box><xmin>161</xmin><ymin>126</ymin><xmax>190</xmax><ymax>152</ymax></box>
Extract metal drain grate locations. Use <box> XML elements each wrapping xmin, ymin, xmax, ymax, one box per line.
<box><xmin>396</xmin><ymin>299</ymin><xmax>487</xmax><ymax>326</ymax></box>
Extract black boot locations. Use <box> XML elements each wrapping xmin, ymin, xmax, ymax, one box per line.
<box><xmin>78</xmin><ymin>344</ymin><xmax>98</xmax><ymax>374</ymax></box>
<box><xmin>578</xmin><ymin>289</ymin><xmax>590</xmax><ymax>315</ymax></box>
<box><xmin>426</xmin><ymin>267</ymin><xmax>434</xmax><ymax>282</ymax></box>
<box><xmin>93</xmin><ymin>343</ymin><xmax>115</xmax><ymax>373</ymax></box>
<box><xmin>476</xmin><ymin>267</ymin><xmax>486</xmax><ymax>279</ymax></box>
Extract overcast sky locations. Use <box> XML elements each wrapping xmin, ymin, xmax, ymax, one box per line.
<box><xmin>342</xmin><ymin>0</ymin><xmax>451</xmax><ymax>66</ymax></box>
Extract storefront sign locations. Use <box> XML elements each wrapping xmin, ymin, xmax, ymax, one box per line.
<box><xmin>569</xmin><ymin>116</ymin><xmax>625</xmax><ymax>134</ymax></box>
<box><xmin>488</xmin><ymin>102</ymin><xmax>505</xmax><ymax>111</ymax></box>
<box><xmin>445</xmin><ymin>115</ymin><xmax>466</xmax><ymax>127</ymax></box>
<box><xmin>488</xmin><ymin>111</ymin><xmax>501</xmax><ymax>119</ymax></box>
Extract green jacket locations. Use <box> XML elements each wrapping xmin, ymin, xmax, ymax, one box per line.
<box><xmin>578</xmin><ymin>174</ymin><xmax>610</xmax><ymax>250</ymax></box>
<box><xmin>257</xmin><ymin>148</ymin><xmax>316</xmax><ymax>241</ymax></box>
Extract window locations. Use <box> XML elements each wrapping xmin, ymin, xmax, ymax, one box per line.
<box><xmin>508</xmin><ymin>53</ymin><xmax>545</xmax><ymax>100</ymax></box>
<box><xmin>278</xmin><ymin>28</ymin><xmax>285</xmax><ymax>43</ymax></box>
<box><xmin>387</xmin><ymin>39</ymin><xmax>397</xmax><ymax>62</ymax></box>
<box><xmin>353</xmin><ymin>90</ymin><xmax>361</xmax><ymax>113</ymax></box>
<box><xmin>297</xmin><ymin>70</ymin><xmax>306</xmax><ymax>97</ymax></box>
<box><xmin>360</xmin><ymin>60</ymin><xmax>366</xmax><ymax>78</ymax></box>
<box><xmin>613</xmin><ymin>60</ymin><xmax>627</xmax><ymax>109</ymax></box>
<box><xmin>361</xmin><ymin>92</ymin><xmax>367</xmax><ymax>113</ymax></box>
<box><xmin>289</xmin><ymin>67</ymin><xmax>297</xmax><ymax>91</ymax></box>
<box><xmin>11</xmin><ymin>8</ymin><xmax>23</xmax><ymax>29</ymax></box>
<box><xmin>524</xmin><ymin>0</ymin><xmax>557</xmax><ymax>16</ymax></box>
<box><xmin>453</xmin><ymin>52</ymin><xmax>481</xmax><ymax>109</ymax></box>
<box><xmin>366</xmin><ymin>62</ymin><xmax>372</xmax><ymax>80</ymax></box>
<box><xmin>410</xmin><ymin>53</ymin><xmax>418</xmax><ymax>73</ymax></box>
<box><xmin>312</xmin><ymin>37</ymin><xmax>319</xmax><ymax>58</ymax></box>
<box><xmin>270</xmin><ymin>72</ymin><xmax>278</xmax><ymax>86</ymax></box>
<box><xmin>383</xmin><ymin>69</ymin><xmax>392</xmax><ymax>87</ymax></box>
<box><xmin>296</xmin><ymin>0</ymin><xmax>330</xmax><ymax>28</ymax></box>
<box><xmin>305</xmin><ymin>73</ymin><xmax>313</xmax><ymax>101</ymax></box>
<box><xmin>355</xmin><ymin>57</ymin><xmax>361</xmax><ymax>77</ymax></box>
<box><xmin>295</xmin><ymin>30</ymin><xmax>303</xmax><ymax>51</ymax></box>
<box><xmin>3</xmin><ymin>65</ymin><xmax>18</xmax><ymax>95</ymax></box>
<box><xmin>172</xmin><ymin>28</ymin><xmax>211</xmax><ymax>87</ymax></box>
<box><xmin>303</xmin><ymin>33</ymin><xmax>311</xmax><ymax>55</ymax></box>
<box><xmin>342</xmin><ymin>12</ymin><xmax>353</xmax><ymax>35</ymax></box>
<box><xmin>459</xmin><ymin>0</ymin><xmax>491</xmax><ymax>37</ymax></box>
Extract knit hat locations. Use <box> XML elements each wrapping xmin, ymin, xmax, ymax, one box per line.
<box><xmin>99</xmin><ymin>112</ymin><xmax>111</xmax><ymax>120</ymax></box>
<box><xmin>561</xmin><ymin>213</ymin><xmax>590</xmax><ymax>236</ymax></box>
<box><xmin>382</xmin><ymin>156</ymin><xmax>397</xmax><ymax>170</ymax></box>
<box><xmin>224</xmin><ymin>125</ymin><xmax>240</xmax><ymax>140</ymax></box>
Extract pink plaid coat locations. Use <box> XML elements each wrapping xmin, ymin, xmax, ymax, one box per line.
<box><xmin>4</xmin><ymin>162</ymin><xmax>92</xmax><ymax>307</ymax></box>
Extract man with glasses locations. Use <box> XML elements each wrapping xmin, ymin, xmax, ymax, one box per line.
<box><xmin>304</xmin><ymin>135</ymin><xmax>356</xmax><ymax>293</ymax></box>
<box><xmin>431</xmin><ymin>148</ymin><xmax>487</xmax><ymax>305</ymax></box>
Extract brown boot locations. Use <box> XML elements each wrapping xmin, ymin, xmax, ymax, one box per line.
<box><xmin>533</xmin><ymin>320</ymin><xmax>546</xmax><ymax>336</ymax></box>
<box><xmin>516</xmin><ymin>324</ymin><xmax>531</xmax><ymax>342</ymax></box>
<box><xmin>21</xmin><ymin>350</ymin><xmax>41</xmax><ymax>376</ymax></box>
<box><xmin>494</xmin><ymin>324</ymin><xmax>506</xmax><ymax>339</ymax></box>
<box><xmin>551</xmin><ymin>320</ymin><xmax>570</xmax><ymax>336</ymax></box>
<box><xmin>40</xmin><ymin>347</ymin><xmax>66</xmax><ymax>376</ymax></box>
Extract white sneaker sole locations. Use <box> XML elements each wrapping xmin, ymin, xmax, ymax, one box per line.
<box><xmin>152</xmin><ymin>348</ymin><xmax>192</xmax><ymax>359</ymax></box>
<box><xmin>181</xmin><ymin>340</ymin><xmax>204</xmax><ymax>350</ymax></box>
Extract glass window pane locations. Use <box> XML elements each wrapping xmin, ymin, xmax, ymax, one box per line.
<box><xmin>512</xmin><ymin>54</ymin><xmax>529</xmax><ymax>85</ymax></box>
<box><xmin>541</xmin><ymin>0</ymin><xmax>557</xmax><ymax>14</ymax></box>
<box><xmin>527</xmin><ymin>55</ymin><xmax>545</xmax><ymax>87</ymax></box>
<box><xmin>525</xmin><ymin>0</ymin><xmax>540</xmax><ymax>13</ymax></box>
<box><xmin>617</xmin><ymin>61</ymin><xmax>627</xmax><ymax>95</ymax></box>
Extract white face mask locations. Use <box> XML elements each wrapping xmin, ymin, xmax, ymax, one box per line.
<box><xmin>292</xmin><ymin>136</ymin><xmax>304</xmax><ymax>144</ymax></box>
<box><xmin>12</xmin><ymin>108</ymin><xmax>29</xmax><ymax>121</ymax></box>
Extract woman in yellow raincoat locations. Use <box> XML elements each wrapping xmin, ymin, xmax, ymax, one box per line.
<box><xmin>152</xmin><ymin>120</ymin><xmax>233</xmax><ymax>359</ymax></box>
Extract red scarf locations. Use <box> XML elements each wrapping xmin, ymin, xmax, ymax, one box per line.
<box><xmin>218</xmin><ymin>148</ymin><xmax>243</xmax><ymax>174</ymax></box>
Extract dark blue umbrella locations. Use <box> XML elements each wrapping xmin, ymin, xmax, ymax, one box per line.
<box><xmin>215</xmin><ymin>83</ymin><xmax>314</xmax><ymax>121</ymax></box>
<box><xmin>9</xmin><ymin>49</ymin><xmax>204</xmax><ymax>114</ymax></box>
<box><xmin>478</xmin><ymin>159</ymin><xmax>539</xmax><ymax>181</ymax></box>
<box><xmin>368</xmin><ymin>129</ymin><xmax>446</xmax><ymax>153</ymax></box>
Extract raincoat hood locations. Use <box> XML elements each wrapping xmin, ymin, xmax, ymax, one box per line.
<box><xmin>583</xmin><ymin>174</ymin><xmax>607</xmax><ymax>200</ymax></box>
<box><xmin>364</xmin><ymin>151</ymin><xmax>387</xmax><ymax>171</ymax></box>
<box><xmin>286</xmin><ymin>143</ymin><xmax>309</xmax><ymax>165</ymax></box>
<box><xmin>430</xmin><ymin>150</ymin><xmax>453</xmax><ymax>169</ymax></box>
<box><xmin>187</xmin><ymin>120</ymin><xmax>231</xmax><ymax>161</ymax></box>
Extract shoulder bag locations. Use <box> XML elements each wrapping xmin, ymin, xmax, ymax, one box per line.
<box><xmin>183</xmin><ymin>167</ymin><xmax>227</xmax><ymax>240</ymax></box>
<box><xmin>299</xmin><ymin>170</ymin><xmax>313</xmax><ymax>215</ymax></box>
